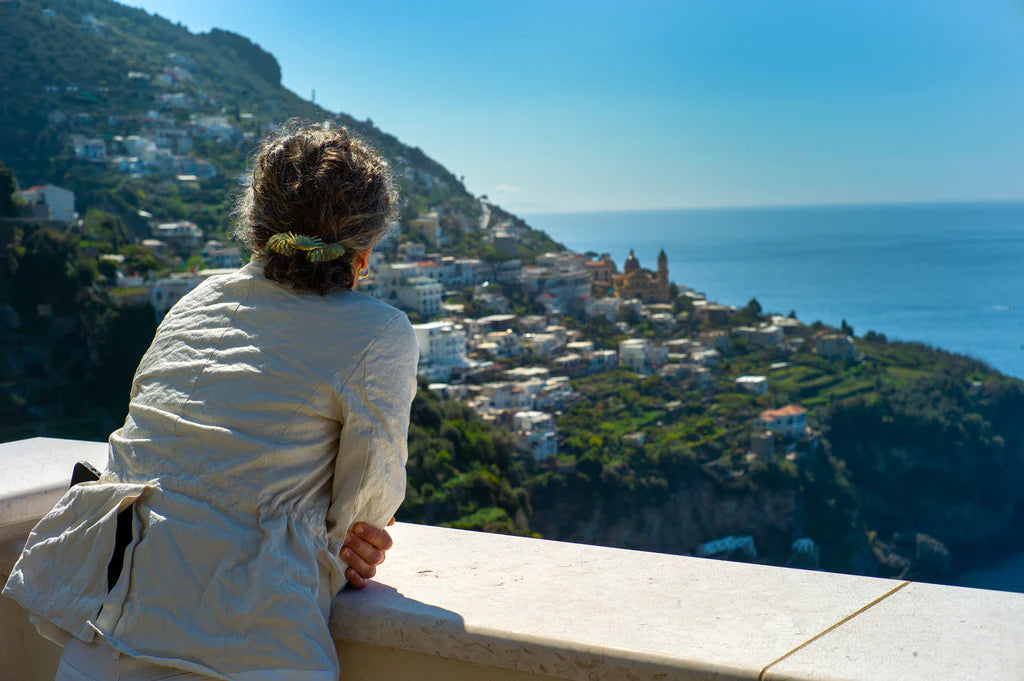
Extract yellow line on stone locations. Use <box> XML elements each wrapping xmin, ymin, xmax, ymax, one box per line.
<box><xmin>758</xmin><ymin>580</ymin><xmax>911</xmax><ymax>681</ymax></box>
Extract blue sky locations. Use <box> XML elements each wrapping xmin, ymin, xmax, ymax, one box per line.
<box><xmin>126</xmin><ymin>1</ymin><xmax>1024</xmax><ymax>213</ymax></box>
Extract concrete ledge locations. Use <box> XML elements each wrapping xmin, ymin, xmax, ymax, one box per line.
<box><xmin>0</xmin><ymin>437</ymin><xmax>107</xmax><ymax>539</ymax></box>
<box><xmin>332</xmin><ymin>524</ymin><xmax>1013</xmax><ymax>681</ymax></box>
<box><xmin>3</xmin><ymin>437</ymin><xmax>1024</xmax><ymax>681</ymax></box>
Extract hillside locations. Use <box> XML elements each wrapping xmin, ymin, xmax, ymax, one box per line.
<box><xmin>0</xmin><ymin>0</ymin><xmax>555</xmax><ymax>252</ymax></box>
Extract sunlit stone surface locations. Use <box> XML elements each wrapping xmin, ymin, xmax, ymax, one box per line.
<box><xmin>2</xmin><ymin>438</ymin><xmax>1022</xmax><ymax>680</ymax></box>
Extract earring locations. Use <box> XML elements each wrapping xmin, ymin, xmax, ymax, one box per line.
<box><xmin>358</xmin><ymin>267</ymin><xmax>370</xmax><ymax>279</ymax></box>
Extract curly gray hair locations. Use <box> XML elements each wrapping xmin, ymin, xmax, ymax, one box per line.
<box><xmin>232</xmin><ymin>120</ymin><xmax>397</xmax><ymax>294</ymax></box>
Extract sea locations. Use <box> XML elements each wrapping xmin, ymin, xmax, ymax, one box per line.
<box><xmin>527</xmin><ymin>200</ymin><xmax>1024</xmax><ymax>593</ymax></box>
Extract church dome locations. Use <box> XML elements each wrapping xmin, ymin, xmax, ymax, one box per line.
<box><xmin>624</xmin><ymin>249</ymin><xmax>640</xmax><ymax>273</ymax></box>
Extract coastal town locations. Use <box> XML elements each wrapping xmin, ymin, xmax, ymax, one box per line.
<box><xmin>9</xmin><ymin>172</ymin><xmax>855</xmax><ymax>479</ymax></box>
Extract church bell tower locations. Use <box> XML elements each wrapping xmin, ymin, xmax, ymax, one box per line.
<box><xmin>656</xmin><ymin>248</ymin><xmax>669</xmax><ymax>301</ymax></box>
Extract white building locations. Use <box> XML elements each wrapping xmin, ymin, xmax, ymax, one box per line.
<box><xmin>150</xmin><ymin>268</ymin><xmax>235</xmax><ymax>318</ymax></box>
<box><xmin>757</xmin><ymin>404</ymin><xmax>808</xmax><ymax>439</ymax></box>
<box><xmin>495</xmin><ymin>259</ymin><xmax>522</xmax><ymax>284</ymax></box>
<box><xmin>427</xmin><ymin>383</ymin><xmax>470</xmax><ymax>401</ymax></box>
<box><xmin>504</xmin><ymin>366</ymin><xmax>550</xmax><ymax>381</ymax></box>
<box><xmin>122</xmin><ymin>135</ymin><xmax>156</xmax><ymax>157</ymax></box>
<box><xmin>735</xmin><ymin>375</ymin><xmax>768</xmax><ymax>396</ymax></box>
<box><xmin>584</xmin><ymin>297</ymin><xmax>621</xmax><ymax>321</ymax></box>
<box><xmin>619</xmin><ymin>339</ymin><xmax>668</xmax><ymax>373</ymax></box>
<box><xmin>480</xmin><ymin>382</ymin><xmax>532</xmax><ymax>412</ymax></box>
<box><xmin>566</xmin><ymin>340</ymin><xmax>594</xmax><ymax>355</ymax></box>
<box><xmin>771</xmin><ymin>315</ymin><xmax>805</xmax><ymax>335</ymax></box>
<box><xmin>552</xmin><ymin>353</ymin><xmax>587</xmax><ymax>376</ymax></box>
<box><xmin>519</xmin><ymin>264</ymin><xmax>589</xmax><ymax>310</ymax></box>
<box><xmin>693</xmin><ymin>302</ymin><xmax>734</xmax><ymax>325</ymax></box>
<box><xmin>397</xmin><ymin>242</ymin><xmax>427</xmax><ymax>262</ymax></box>
<box><xmin>650</xmin><ymin>312</ymin><xmax>677</xmax><ymax>332</ymax></box>
<box><xmin>666</xmin><ymin>338</ymin><xmax>700</xmax><ymax>355</ymax></box>
<box><xmin>589</xmin><ymin>349</ymin><xmax>618</xmax><ymax>373</ymax></box>
<box><xmin>473</xmin><ymin>314</ymin><xmax>519</xmax><ymax>335</ymax></box>
<box><xmin>536</xmin><ymin>252</ymin><xmax>586</xmax><ymax>271</ymax></box>
<box><xmin>450</xmin><ymin>258</ymin><xmax>484</xmax><ymax>287</ymax></box>
<box><xmin>413</xmin><ymin>321</ymin><xmax>468</xmax><ymax>381</ymax></box>
<box><xmin>16</xmin><ymin>184</ymin><xmax>76</xmax><ymax>223</ymax></box>
<box><xmin>414</xmin><ymin>260</ymin><xmax>443</xmax><ymax>283</ymax></box>
<box><xmin>397</xmin><ymin>276</ymin><xmax>443</xmax><ymax>316</ymax></box>
<box><xmin>513</xmin><ymin>410</ymin><xmax>558</xmax><ymax>460</ymax></box>
<box><xmin>815</xmin><ymin>333</ymin><xmax>859</xmax><ymax>361</ymax></box>
<box><xmin>71</xmin><ymin>136</ymin><xmax>107</xmax><ymax>161</ymax></box>
<box><xmin>523</xmin><ymin>333</ymin><xmax>562</xmax><ymax>358</ymax></box>
<box><xmin>154</xmin><ymin>221</ymin><xmax>203</xmax><ymax>247</ymax></box>
<box><xmin>735</xmin><ymin>325</ymin><xmax>785</xmax><ymax>348</ymax></box>
<box><xmin>692</xmin><ymin>349</ymin><xmax>721</xmax><ymax>367</ymax></box>
<box><xmin>201</xmin><ymin>241</ymin><xmax>242</xmax><ymax>268</ymax></box>
<box><xmin>528</xmin><ymin>376</ymin><xmax>572</xmax><ymax>411</ymax></box>
<box><xmin>619</xmin><ymin>339</ymin><xmax>651</xmax><ymax>373</ymax></box>
<box><xmin>480</xmin><ymin>330</ymin><xmax>523</xmax><ymax>358</ymax></box>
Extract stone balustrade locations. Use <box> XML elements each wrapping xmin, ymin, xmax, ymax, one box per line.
<box><xmin>1</xmin><ymin>437</ymin><xmax>1022</xmax><ymax>680</ymax></box>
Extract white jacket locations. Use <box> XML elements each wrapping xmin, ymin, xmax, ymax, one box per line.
<box><xmin>4</xmin><ymin>260</ymin><xmax>419</xmax><ymax>681</ymax></box>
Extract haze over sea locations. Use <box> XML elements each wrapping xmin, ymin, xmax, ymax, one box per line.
<box><xmin>529</xmin><ymin>200</ymin><xmax>1024</xmax><ymax>593</ymax></box>
<box><xmin>529</xmin><ymin>201</ymin><xmax>1024</xmax><ymax>381</ymax></box>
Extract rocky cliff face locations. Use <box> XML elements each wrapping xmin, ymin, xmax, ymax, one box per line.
<box><xmin>528</xmin><ymin>371</ymin><xmax>1024</xmax><ymax>584</ymax></box>
<box><xmin>530</xmin><ymin>479</ymin><xmax>801</xmax><ymax>564</ymax></box>
<box><xmin>200</xmin><ymin>29</ymin><xmax>282</xmax><ymax>86</ymax></box>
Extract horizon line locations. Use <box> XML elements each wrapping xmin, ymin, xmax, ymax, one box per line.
<box><xmin>516</xmin><ymin>197</ymin><xmax>1024</xmax><ymax>217</ymax></box>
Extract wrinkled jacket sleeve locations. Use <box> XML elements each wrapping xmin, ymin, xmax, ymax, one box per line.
<box><xmin>324</xmin><ymin>313</ymin><xmax>419</xmax><ymax>595</ymax></box>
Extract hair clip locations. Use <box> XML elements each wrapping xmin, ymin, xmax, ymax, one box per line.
<box><xmin>267</xmin><ymin>232</ymin><xmax>346</xmax><ymax>262</ymax></box>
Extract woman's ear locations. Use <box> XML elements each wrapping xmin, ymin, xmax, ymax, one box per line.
<box><xmin>351</xmin><ymin>249</ymin><xmax>372</xmax><ymax>289</ymax></box>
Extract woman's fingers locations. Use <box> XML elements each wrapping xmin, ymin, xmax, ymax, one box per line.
<box><xmin>345</xmin><ymin>566</ymin><xmax>368</xmax><ymax>589</ymax></box>
<box><xmin>341</xmin><ymin>540</ymin><xmax>377</xmax><ymax>581</ymax></box>
<box><xmin>340</xmin><ymin>523</ymin><xmax>395</xmax><ymax>587</ymax></box>
<box><xmin>353</xmin><ymin>522</ymin><xmax>394</xmax><ymax>552</ymax></box>
<box><xmin>344</xmin><ymin>532</ymin><xmax>386</xmax><ymax>566</ymax></box>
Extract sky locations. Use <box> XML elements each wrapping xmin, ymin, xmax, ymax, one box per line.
<box><xmin>125</xmin><ymin>0</ymin><xmax>1024</xmax><ymax>213</ymax></box>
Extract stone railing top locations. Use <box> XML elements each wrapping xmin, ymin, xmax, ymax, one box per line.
<box><xmin>3</xmin><ymin>437</ymin><xmax>1024</xmax><ymax>680</ymax></box>
<box><xmin>0</xmin><ymin>437</ymin><xmax>107</xmax><ymax>536</ymax></box>
<box><xmin>332</xmin><ymin>523</ymin><xmax>1024</xmax><ymax>681</ymax></box>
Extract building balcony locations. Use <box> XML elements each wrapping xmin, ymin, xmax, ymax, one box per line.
<box><xmin>1</xmin><ymin>437</ymin><xmax>1022</xmax><ymax>681</ymax></box>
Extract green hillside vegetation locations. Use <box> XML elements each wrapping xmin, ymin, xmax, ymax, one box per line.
<box><xmin>403</xmin><ymin>380</ymin><xmax>533</xmax><ymax>535</ymax></box>
<box><xmin>539</xmin><ymin>318</ymin><xmax>1024</xmax><ymax>575</ymax></box>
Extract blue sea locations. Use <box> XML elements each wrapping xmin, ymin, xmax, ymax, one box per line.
<box><xmin>528</xmin><ymin>201</ymin><xmax>1024</xmax><ymax>593</ymax></box>
<box><xmin>527</xmin><ymin>201</ymin><xmax>1024</xmax><ymax>381</ymax></box>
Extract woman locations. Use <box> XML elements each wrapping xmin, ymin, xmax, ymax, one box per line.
<box><xmin>4</xmin><ymin>122</ymin><xmax>420</xmax><ymax>681</ymax></box>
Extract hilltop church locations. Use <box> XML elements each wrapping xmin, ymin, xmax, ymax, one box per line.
<box><xmin>613</xmin><ymin>249</ymin><xmax>670</xmax><ymax>303</ymax></box>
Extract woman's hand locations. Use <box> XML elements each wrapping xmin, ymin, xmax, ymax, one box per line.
<box><xmin>341</xmin><ymin>518</ymin><xmax>395</xmax><ymax>588</ymax></box>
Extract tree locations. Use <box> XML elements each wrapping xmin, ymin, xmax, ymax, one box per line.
<box><xmin>840</xmin><ymin>319</ymin><xmax>854</xmax><ymax>336</ymax></box>
<box><xmin>10</xmin><ymin>228</ymin><xmax>81</xmax><ymax>317</ymax></box>
<box><xmin>0</xmin><ymin>161</ymin><xmax>18</xmax><ymax>218</ymax></box>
